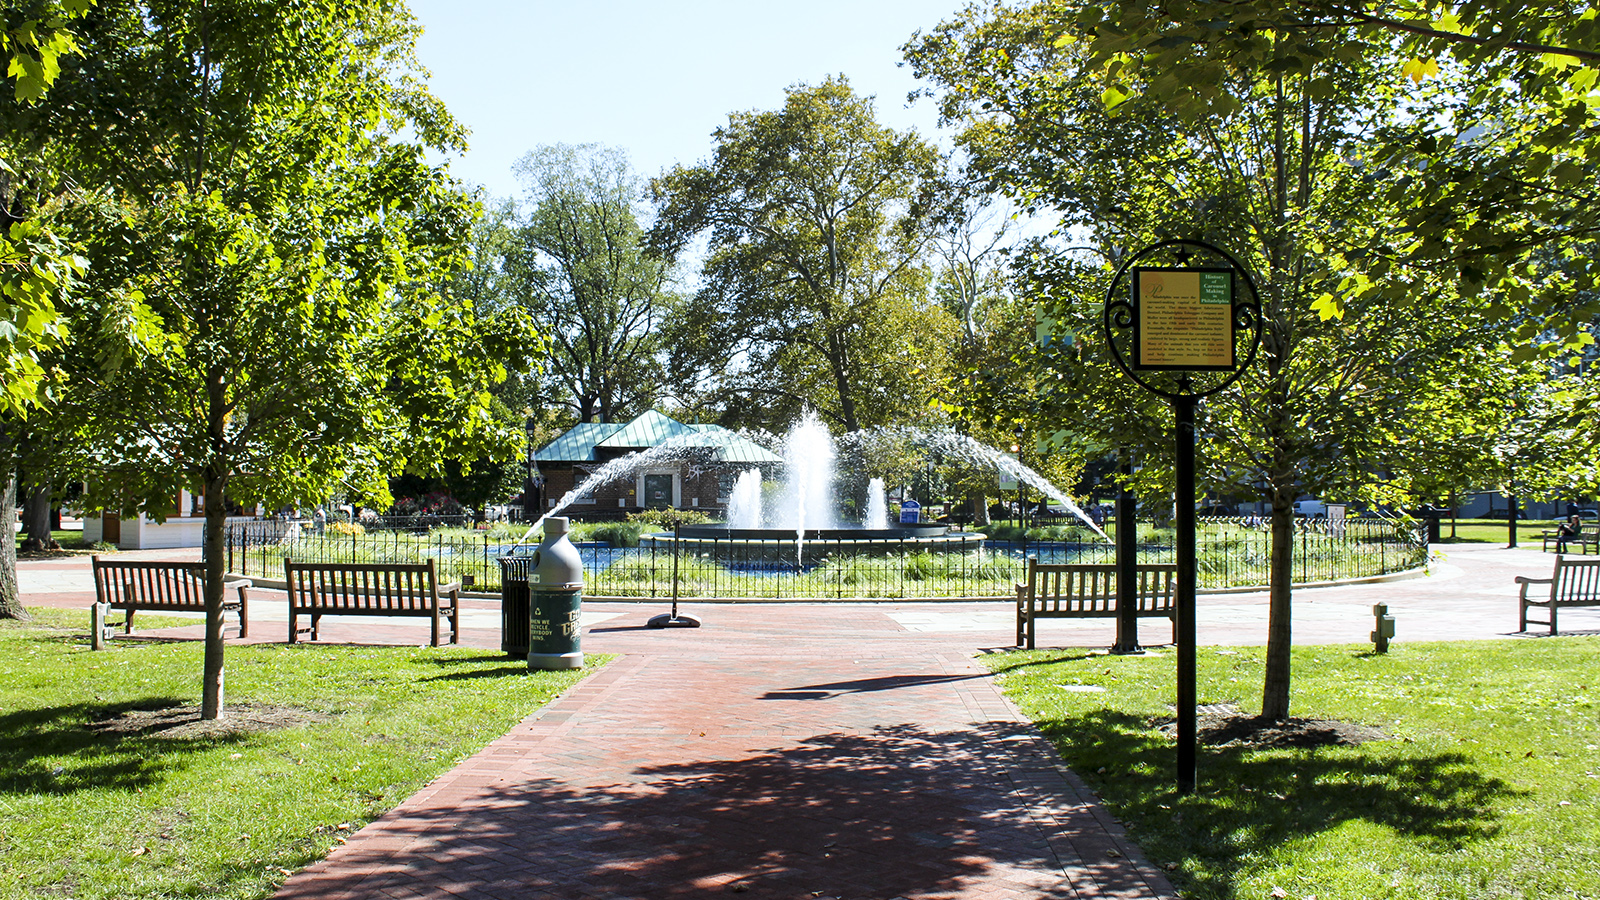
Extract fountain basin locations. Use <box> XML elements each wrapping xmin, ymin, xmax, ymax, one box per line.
<box><xmin>640</xmin><ymin>524</ymin><xmax>987</xmax><ymax>563</ymax></box>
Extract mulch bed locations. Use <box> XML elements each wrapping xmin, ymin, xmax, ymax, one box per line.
<box><xmin>1156</xmin><ymin>702</ymin><xmax>1391</xmax><ymax>749</ymax></box>
<box><xmin>87</xmin><ymin>703</ymin><xmax>332</xmax><ymax>740</ymax></box>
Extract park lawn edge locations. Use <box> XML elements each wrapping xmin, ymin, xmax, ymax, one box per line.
<box><xmin>982</xmin><ymin>638</ymin><xmax>1600</xmax><ymax>900</ymax></box>
<box><xmin>0</xmin><ymin>608</ymin><xmax>608</xmax><ymax>900</ymax></box>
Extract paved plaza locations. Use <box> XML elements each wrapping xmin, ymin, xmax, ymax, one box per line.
<box><xmin>17</xmin><ymin>542</ymin><xmax>1592</xmax><ymax>899</ymax></box>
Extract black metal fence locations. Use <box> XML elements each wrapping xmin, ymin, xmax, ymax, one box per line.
<box><xmin>222</xmin><ymin>516</ymin><xmax>1424</xmax><ymax>600</ymax></box>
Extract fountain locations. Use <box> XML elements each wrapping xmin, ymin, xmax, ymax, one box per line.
<box><xmin>528</xmin><ymin>410</ymin><xmax>1107</xmax><ymax>568</ymax></box>
<box><xmin>642</xmin><ymin>412</ymin><xmax>1038</xmax><ymax>567</ymax></box>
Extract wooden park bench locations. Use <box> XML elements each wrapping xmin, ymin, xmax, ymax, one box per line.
<box><xmin>1015</xmin><ymin>559</ymin><xmax>1178</xmax><ymax>649</ymax></box>
<box><xmin>284</xmin><ymin>558</ymin><xmax>460</xmax><ymax>646</ymax></box>
<box><xmin>1541</xmin><ymin>526</ymin><xmax>1600</xmax><ymax>554</ymax></box>
<box><xmin>90</xmin><ymin>556</ymin><xmax>251</xmax><ymax>649</ymax></box>
<box><xmin>1516</xmin><ymin>555</ymin><xmax>1600</xmax><ymax>635</ymax></box>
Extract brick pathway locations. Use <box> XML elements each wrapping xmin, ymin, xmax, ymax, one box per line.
<box><xmin>270</xmin><ymin>603</ymin><xmax>1175</xmax><ymax>900</ymax></box>
<box><xmin>17</xmin><ymin>540</ymin><xmax>1594</xmax><ymax>899</ymax></box>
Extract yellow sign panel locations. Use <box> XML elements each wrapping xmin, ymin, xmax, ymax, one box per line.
<box><xmin>1134</xmin><ymin>268</ymin><xmax>1234</xmax><ymax>370</ymax></box>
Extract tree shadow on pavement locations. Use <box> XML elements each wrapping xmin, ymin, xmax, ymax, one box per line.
<box><xmin>277</xmin><ymin>722</ymin><xmax>1119</xmax><ymax>900</ymax></box>
<box><xmin>759</xmin><ymin>672</ymin><xmax>989</xmax><ymax>698</ymax></box>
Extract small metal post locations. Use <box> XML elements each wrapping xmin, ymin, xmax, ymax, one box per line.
<box><xmin>1371</xmin><ymin>603</ymin><xmax>1395</xmax><ymax>653</ymax></box>
<box><xmin>1112</xmin><ymin>448</ymin><xmax>1141</xmax><ymax>654</ymax></box>
<box><xmin>648</xmin><ymin>521</ymin><xmax>700</xmax><ymax>627</ymax></box>
<box><xmin>1508</xmin><ymin>493</ymin><xmax>1520</xmax><ymax>548</ymax></box>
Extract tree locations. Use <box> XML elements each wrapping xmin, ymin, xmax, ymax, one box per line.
<box><xmin>23</xmin><ymin>0</ymin><xmax>534</xmax><ymax>719</ymax></box>
<box><xmin>1027</xmin><ymin>0</ymin><xmax>1600</xmax><ymax>349</ymax></box>
<box><xmin>1</xmin><ymin>0</ymin><xmax>93</xmax><ymax>620</ymax></box>
<box><xmin>510</xmin><ymin>144</ymin><xmax>670</xmax><ymax>425</ymax></box>
<box><xmin>907</xmin><ymin>0</ymin><xmax>1513</xmax><ymax>717</ymax></box>
<box><xmin>651</xmin><ymin>77</ymin><xmax>955</xmax><ymax>434</ymax></box>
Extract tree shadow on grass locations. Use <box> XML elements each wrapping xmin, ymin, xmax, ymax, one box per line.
<box><xmin>0</xmin><ymin>697</ymin><xmax>253</xmax><ymax>796</ymax></box>
<box><xmin>987</xmin><ymin>651</ymin><xmax>1104</xmax><ymax>674</ymax></box>
<box><xmin>1036</xmin><ymin>709</ymin><xmax>1523</xmax><ymax>899</ymax></box>
<box><xmin>276</xmin><ymin>722</ymin><xmax>1123</xmax><ymax>900</ymax></box>
<box><xmin>425</xmin><ymin>664</ymin><xmax>534</xmax><ymax>681</ymax></box>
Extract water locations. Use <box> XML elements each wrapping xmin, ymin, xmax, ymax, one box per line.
<box><xmin>865</xmin><ymin>477</ymin><xmax>888</xmax><ymax>528</ymax></box>
<box><xmin>778</xmin><ymin>411</ymin><xmax>837</xmax><ymax>531</ymax></box>
<box><xmin>523</xmin><ymin>417</ymin><xmax>1108</xmax><ymax>547</ymax></box>
<box><xmin>517</xmin><ymin>431</ymin><xmax>719</xmax><ymax>543</ymax></box>
<box><xmin>843</xmin><ymin>427</ymin><xmax>1110</xmax><ymax>541</ymax></box>
<box><xmin>727</xmin><ymin>469</ymin><xmax>763</xmax><ymax>529</ymax></box>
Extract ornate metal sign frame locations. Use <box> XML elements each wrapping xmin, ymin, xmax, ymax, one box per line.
<box><xmin>1103</xmin><ymin>239</ymin><xmax>1262</xmax><ymax>398</ymax></box>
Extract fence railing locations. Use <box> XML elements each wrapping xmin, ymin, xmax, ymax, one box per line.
<box><xmin>221</xmin><ymin>516</ymin><xmax>1425</xmax><ymax>600</ymax></box>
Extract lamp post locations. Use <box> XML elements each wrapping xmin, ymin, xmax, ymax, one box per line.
<box><xmin>1013</xmin><ymin>425</ymin><xmax>1027</xmax><ymax>529</ymax></box>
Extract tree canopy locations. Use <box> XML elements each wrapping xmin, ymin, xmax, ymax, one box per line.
<box><xmin>651</xmin><ymin>77</ymin><xmax>955</xmax><ymax>434</ymax></box>
<box><xmin>5</xmin><ymin>0</ymin><xmax>534</xmax><ymax>718</ymax></box>
<box><xmin>993</xmin><ymin>0</ymin><xmax>1600</xmax><ymax>351</ymax></box>
<box><xmin>907</xmin><ymin>0</ymin><xmax>1526</xmax><ymax>717</ymax></box>
<box><xmin>510</xmin><ymin>143</ymin><xmax>671</xmax><ymax>425</ymax></box>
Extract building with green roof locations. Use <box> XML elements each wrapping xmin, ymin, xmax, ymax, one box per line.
<box><xmin>532</xmin><ymin>411</ymin><xmax>781</xmax><ymax>516</ymax></box>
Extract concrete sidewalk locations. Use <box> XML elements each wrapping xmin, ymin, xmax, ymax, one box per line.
<box><xmin>15</xmin><ymin>541</ymin><xmax>1590</xmax><ymax>899</ymax></box>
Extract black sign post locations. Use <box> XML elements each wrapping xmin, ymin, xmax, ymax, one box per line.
<box><xmin>1102</xmin><ymin>239</ymin><xmax>1261</xmax><ymax>794</ymax></box>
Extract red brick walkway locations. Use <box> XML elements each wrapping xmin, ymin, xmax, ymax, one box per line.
<box><xmin>271</xmin><ymin>603</ymin><xmax>1176</xmax><ymax>900</ymax></box>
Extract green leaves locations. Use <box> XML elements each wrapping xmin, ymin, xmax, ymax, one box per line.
<box><xmin>2</xmin><ymin>0</ymin><xmax>89</xmax><ymax>103</ymax></box>
<box><xmin>650</xmin><ymin>77</ymin><xmax>949</xmax><ymax>433</ymax></box>
<box><xmin>0</xmin><ymin>217</ymin><xmax>80</xmax><ymax>414</ymax></box>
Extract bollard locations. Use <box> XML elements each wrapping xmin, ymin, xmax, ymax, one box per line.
<box><xmin>1371</xmin><ymin>603</ymin><xmax>1396</xmax><ymax>653</ymax></box>
<box><xmin>91</xmin><ymin>602</ymin><xmax>109</xmax><ymax>651</ymax></box>
<box><xmin>529</xmin><ymin>516</ymin><xmax>584</xmax><ymax>670</ymax></box>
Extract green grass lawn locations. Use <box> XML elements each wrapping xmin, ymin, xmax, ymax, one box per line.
<box><xmin>12</xmin><ymin>529</ymin><xmax>94</xmax><ymax>554</ymax></box>
<box><xmin>987</xmin><ymin>639</ymin><xmax>1600</xmax><ymax>899</ymax></box>
<box><xmin>0</xmin><ymin>608</ymin><xmax>601</xmax><ymax>900</ymax></box>
<box><xmin>1434</xmin><ymin>519</ymin><xmax>1559</xmax><ymax>544</ymax></box>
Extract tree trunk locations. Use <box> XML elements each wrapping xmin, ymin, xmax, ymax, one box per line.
<box><xmin>21</xmin><ymin>480</ymin><xmax>57</xmax><ymax>550</ymax></box>
<box><xmin>1261</xmin><ymin>483</ymin><xmax>1295</xmax><ymax>719</ymax></box>
<box><xmin>0</xmin><ymin>463</ymin><xmax>23</xmax><ymax>620</ymax></box>
<box><xmin>969</xmin><ymin>490</ymin><xmax>989</xmax><ymax>526</ymax></box>
<box><xmin>201</xmin><ymin>363</ymin><xmax>231</xmax><ymax>721</ymax></box>
<box><xmin>200</xmin><ymin>478</ymin><xmax>228</xmax><ymax>720</ymax></box>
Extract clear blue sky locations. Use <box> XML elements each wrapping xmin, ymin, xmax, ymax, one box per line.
<box><xmin>406</xmin><ymin>0</ymin><xmax>972</xmax><ymax>202</ymax></box>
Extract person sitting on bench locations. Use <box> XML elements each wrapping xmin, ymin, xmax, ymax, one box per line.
<box><xmin>1557</xmin><ymin>513</ymin><xmax>1584</xmax><ymax>552</ymax></box>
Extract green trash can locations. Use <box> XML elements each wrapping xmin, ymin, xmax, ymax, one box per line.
<box><xmin>528</xmin><ymin>516</ymin><xmax>584</xmax><ymax>670</ymax></box>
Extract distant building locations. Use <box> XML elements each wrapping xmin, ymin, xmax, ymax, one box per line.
<box><xmin>81</xmin><ymin>490</ymin><xmax>261</xmax><ymax>550</ymax></box>
<box><xmin>534</xmin><ymin>410</ymin><xmax>782</xmax><ymax>515</ymax></box>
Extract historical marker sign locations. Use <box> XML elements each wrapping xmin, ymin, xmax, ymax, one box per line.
<box><xmin>1102</xmin><ymin>241</ymin><xmax>1261</xmax><ymax>796</ymax></box>
<box><xmin>1133</xmin><ymin>267</ymin><xmax>1235</xmax><ymax>371</ymax></box>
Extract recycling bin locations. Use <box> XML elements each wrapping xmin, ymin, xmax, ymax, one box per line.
<box><xmin>527</xmin><ymin>516</ymin><xmax>584</xmax><ymax>670</ymax></box>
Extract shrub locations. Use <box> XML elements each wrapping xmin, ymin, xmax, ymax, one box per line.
<box><xmin>328</xmin><ymin>521</ymin><xmax>365</xmax><ymax>536</ymax></box>
<box><xmin>627</xmin><ymin>508</ymin><xmax>711</xmax><ymax>529</ymax></box>
<box><xmin>485</xmin><ymin>522</ymin><xmax>525</xmax><ymax>541</ymax></box>
<box><xmin>572</xmin><ymin>520</ymin><xmax>643</xmax><ymax>548</ymax></box>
